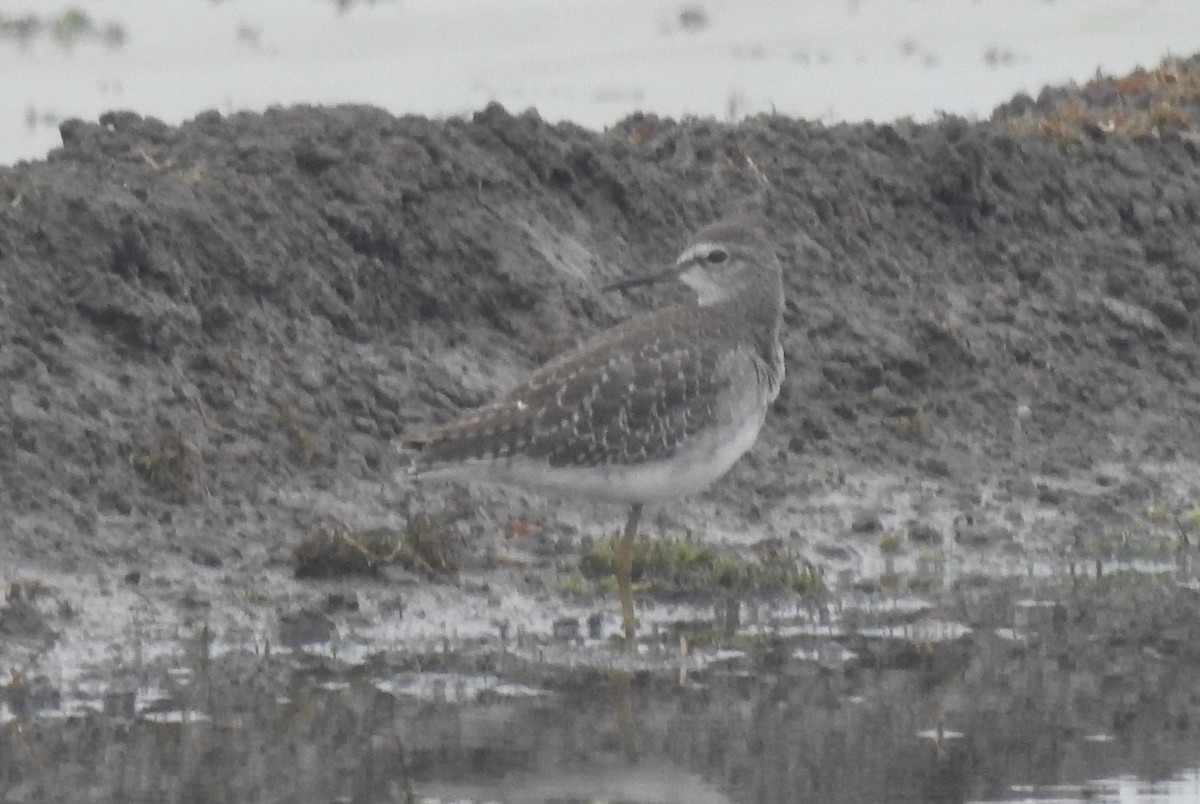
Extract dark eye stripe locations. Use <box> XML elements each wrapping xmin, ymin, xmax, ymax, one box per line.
<box><xmin>706</xmin><ymin>249</ymin><xmax>728</xmax><ymax>264</ymax></box>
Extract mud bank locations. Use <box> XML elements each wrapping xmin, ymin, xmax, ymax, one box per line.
<box><xmin>2</xmin><ymin>61</ymin><xmax>1199</xmax><ymax>568</ymax></box>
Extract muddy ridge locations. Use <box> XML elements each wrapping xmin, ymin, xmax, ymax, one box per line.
<box><xmin>1</xmin><ymin>56</ymin><xmax>1199</xmax><ymax>586</ymax></box>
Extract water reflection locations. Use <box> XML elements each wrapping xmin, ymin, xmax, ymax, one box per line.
<box><xmin>4</xmin><ymin>570</ymin><xmax>1200</xmax><ymax>802</ymax></box>
<box><xmin>986</xmin><ymin>773</ymin><xmax>1200</xmax><ymax>804</ymax></box>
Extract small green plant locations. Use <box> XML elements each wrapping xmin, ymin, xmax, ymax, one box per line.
<box><xmin>1146</xmin><ymin>504</ymin><xmax>1170</xmax><ymax>522</ymax></box>
<box><xmin>559</xmin><ymin>570</ymin><xmax>590</xmax><ymax>596</ymax></box>
<box><xmin>577</xmin><ymin>531</ymin><xmax>823</xmax><ymax>600</ymax></box>
<box><xmin>1183</xmin><ymin>508</ymin><xmax>1200</xmax><ymax>529</ymax></box>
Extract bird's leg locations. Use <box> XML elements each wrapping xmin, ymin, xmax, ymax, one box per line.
<box><xmin>617</xmin><ymin>503</ymin><xmax>643</xmax><ymax>647</ymax></box>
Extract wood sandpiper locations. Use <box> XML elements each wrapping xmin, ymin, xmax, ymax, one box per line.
<box><xmin>402</xmin><ymin>216</ymin><xmax>785</xmax><ymax>645</ymax></box>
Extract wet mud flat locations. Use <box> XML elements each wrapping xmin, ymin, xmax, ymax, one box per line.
<box><xmin>3</xmin><ymin>56</ymin><xmax>1200</xmax><ymax>802</ymax></box>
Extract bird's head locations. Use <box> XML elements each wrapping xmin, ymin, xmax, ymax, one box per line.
<box><xmin>603</xmin><ymin>216</ymin><xmax>778</xmax><ymax>305</ymax></box>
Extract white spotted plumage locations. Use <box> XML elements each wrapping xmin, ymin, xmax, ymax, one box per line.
<box><xmin>401</xmin><ymin>216</ymin><xmax>785</xmax><ymax>506</ymax></box>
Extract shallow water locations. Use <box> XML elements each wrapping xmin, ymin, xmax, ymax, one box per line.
<box><xmin>5</xmin><ymin>557</ymin><xmax>1200</xmax><ymax>803</ymax></box>
<box><xmin>3</xmin><ymin>0</ymin><xmax>1200</xmax><ymax>164</ymax></box>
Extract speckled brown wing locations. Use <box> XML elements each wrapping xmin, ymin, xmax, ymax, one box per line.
<box><xmin>404</xmin><ymin>304</ymin><xmax>728</xmax><ymax>472</ymax></box>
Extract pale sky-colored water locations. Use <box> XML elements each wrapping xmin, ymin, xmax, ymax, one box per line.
<box><xmin>1</xmin><ymin>0</ymin><xmax>1198</xmax><ymax>164</ymax></box>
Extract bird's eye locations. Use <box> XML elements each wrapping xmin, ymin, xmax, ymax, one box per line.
<box><xmin>706</xmin><ymin>249</ymin><xmax>728</xmax><ymax>264</ymax></box>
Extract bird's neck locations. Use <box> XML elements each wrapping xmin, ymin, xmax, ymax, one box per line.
<box><xmin>704</xmin><ymin>274</ymin><xmax>784</xmax><ymax>372</ymax></box>
<box><xmin>653</xmin><ymin>270</ymin><xmax>785</xmax><ymax>404</ymax></box>
<box><xmin>693</xmin><ymin>269</ymin><xmax>782</xmax><ymax>309</ymax></box>
<box><xmin>703</xmin><ymin>272</ymin><xmax>783</xmax><ymax>322</ymax></box>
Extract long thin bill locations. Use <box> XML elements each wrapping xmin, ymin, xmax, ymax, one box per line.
<box><xmin>600</xmin><ymin>265</ymin><xmax>676</xmax><ymax>293</ymax></box>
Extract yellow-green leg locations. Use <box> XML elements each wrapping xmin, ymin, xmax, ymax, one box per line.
<box><xmin>616</xmin><ymin>503</ymin><xmax>642</xmax><ymax>647</ymax></box>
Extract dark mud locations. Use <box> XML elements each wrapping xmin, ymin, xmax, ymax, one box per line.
<box><xmin>3</xmin><ymin>56</ymin><xmax>1200</xmax><ymax>802</ymax></box>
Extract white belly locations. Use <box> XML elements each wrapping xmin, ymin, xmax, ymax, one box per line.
<box><xmin>435</xmin><ymin>400</ymin><xmax>769</xmax><ymax>504</ymax></box>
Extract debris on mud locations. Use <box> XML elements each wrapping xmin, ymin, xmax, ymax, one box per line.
<box><xmin>293</xmin><ymin>514</ymin><xmax>459</xmax><ymax>579</ymax></box>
